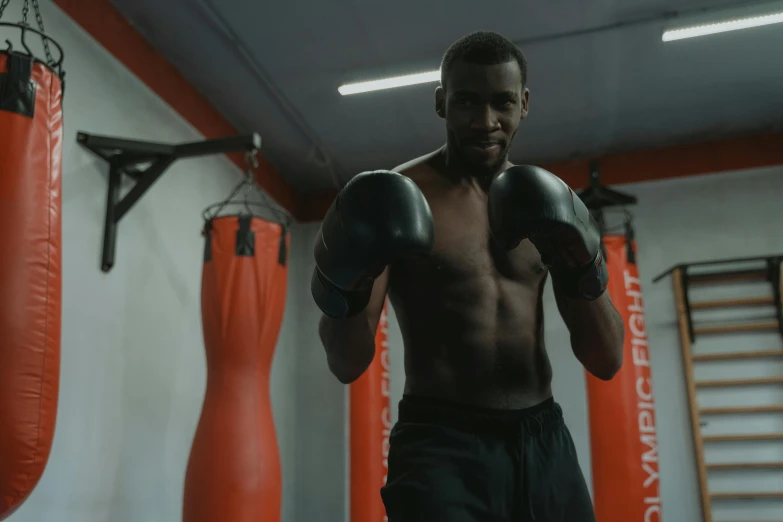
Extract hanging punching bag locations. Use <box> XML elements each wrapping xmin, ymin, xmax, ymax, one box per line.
<box><xmin>183</xmin><ymin>215</ymin><xmax>289</xmax><ymax>522</ymax></box>
<box><xmin>0</xmin><ymin>45</ymin><xmax>63</xmax><ymax>519</ymax></box>
<box><xmin>350</xmin><ymin>301</ymin><xmax>391</xmax><ymax>522</ymax></box>
<box><xmin>586</xmin><ymin>234</ymin><xmax>662</xmax><ymax>522</ymax></box>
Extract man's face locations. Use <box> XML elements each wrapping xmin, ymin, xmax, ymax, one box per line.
<box><xmin>436</xmin><ymin>59</ymin><xmax>529</xmax><ymax>176</ymax></box>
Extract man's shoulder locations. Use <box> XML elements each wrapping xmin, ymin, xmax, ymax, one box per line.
<box><xmin>391</xmin><ymin>150</ymin><xmax>440</xmax><ymax>181</ymax></box>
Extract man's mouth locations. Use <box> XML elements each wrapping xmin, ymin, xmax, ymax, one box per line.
<box><xmin>469</xmin><ymin>141</ymin><xmax>501</xmax><ymax>152</ymax></box>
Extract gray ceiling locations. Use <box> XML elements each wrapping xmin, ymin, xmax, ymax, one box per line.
<box><xmin>109</xmin><ymin>0</ymin><xmax>783</xmax><ymax>194</ymax></box>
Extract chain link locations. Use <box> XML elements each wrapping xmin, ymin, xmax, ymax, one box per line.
<box><xmin>21</xmin><ymin>0</ymin><xmax>28</xmax><ymax>24</ymax></box>
<box><xmin>0</xmin><ymin>0</ymin><xmax>11</xmax><ymax>20</ymax></box>
<box><xmin>32</xmin><ymin>0</ymin><xmax>53</xmax><ymax>64</ymax></box>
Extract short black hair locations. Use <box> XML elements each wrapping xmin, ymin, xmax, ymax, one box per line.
<box><xmin>440</xmin><ymin>31</ymin><xmax>527</xmax><ymax>90</ymax></box>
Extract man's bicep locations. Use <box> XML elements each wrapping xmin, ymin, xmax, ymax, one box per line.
<box><xmin>365</xmin><ymin>267</ymin><xmax>390</xmax><ymax>333</ymax></box>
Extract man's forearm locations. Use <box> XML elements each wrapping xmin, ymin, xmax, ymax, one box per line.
<box><xmin>319</xmin><ymin>312</ymin><xmax>376</xmax><ymax>384</ymax></box>
<box><xmin>557</xmin><ymin>291</ymin><xmax>625</xmax><ymax>380</ymax></box>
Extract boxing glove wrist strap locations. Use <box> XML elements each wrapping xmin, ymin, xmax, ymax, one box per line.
<box><xmin>550</xmin><ymin>250</ymin><xmax>608</xmax><ymax>301</ymax></box>
<box><xmin>311</xmin><ymin>269</ymin><xmax>373</xmax><ymax>319</ymax></box>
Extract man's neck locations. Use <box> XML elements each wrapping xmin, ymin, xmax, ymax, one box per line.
<box><xmin>438</xmin><ymin>144</ymin><xmax>512</xmax><ymax>189</ymax></box>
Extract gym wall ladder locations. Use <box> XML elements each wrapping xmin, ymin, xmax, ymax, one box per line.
<box><xmin>654</xmin><ymin>254</ymin><xmax>783</xmax><ymax>522</ymax></box>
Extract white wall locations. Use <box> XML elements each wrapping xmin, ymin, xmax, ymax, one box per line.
<box><xmin>7</xmin><ymin>3</ymin><xmax>301</xmax><ymax>522</ymax></box>
<box><xmin>610</xmin><ymin>166</ymin><xmax>783</xmax><ymax>522</ymax></box>
<box><xmin>292</xmin><ymin>164</ymin><xmax>783</xmax><ymax>522</ymax></box>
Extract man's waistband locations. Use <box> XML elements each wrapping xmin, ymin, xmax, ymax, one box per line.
<box><xmin>397</xmin><ymin>393</ymin><xmax>564</xmax><ymax>435</ymax></box>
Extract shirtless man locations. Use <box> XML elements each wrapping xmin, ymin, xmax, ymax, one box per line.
<box><xmin>311</xmin><ymin>31</ymin><xmax>624</xmax><ymax>521</ymax></box>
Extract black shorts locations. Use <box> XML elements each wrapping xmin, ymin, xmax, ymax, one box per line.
<box><xmin>381</xmin><ymin>394</ymin><xmax>596</xmax><ymax>522</ymax></box>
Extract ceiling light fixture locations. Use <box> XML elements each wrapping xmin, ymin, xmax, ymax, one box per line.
<box><xmin>338</xmin><ymin>69</ymin><xmax>440</xmax><ymax>95</ymax></box>
<box><xmin>662</xmin><ymin>10</ymin><xmax>783</xmax><ymax>41</ymax></box>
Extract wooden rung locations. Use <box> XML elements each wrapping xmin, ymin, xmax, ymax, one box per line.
<box><xmin>701</xmin><ymin>405</ymin><xmax>783</xmax><ymax>415</ymax></box>
<box><xmin>704</xmin><ymin>433</ymin><xmax>783</xmax><ymax>442</ymax></box>
<box><xmin>689</xmin><ymin>269</ymin><xmax>768</xmax><ymax>284</ymax></box>
<box><xmin>691</xmin><ymin>296</ymin><xmax>774</xmax><ymax>309</ymax></box>
<box><xmin>708</xmin><ymin>462</ymin><xmax>783</xmax><ymax>470</ymax></box>
<box><xmin>711</xmin><ymin>491</ymin><xmax>783</xmax><ymax>500</ymax></box>
<box><xmin>696</xmin><ymin>376</ymin><xmax>783</xmax><ymax>387</ymax></box>
<box><xmin>694</xmin><ymin>321</ymin><xmax>779</xmax><ymax>335</ymax></box>
<box><xmin>692</xmin><ymin>349</ymin><xmax>783</xmax><ymax>361</ymax></box>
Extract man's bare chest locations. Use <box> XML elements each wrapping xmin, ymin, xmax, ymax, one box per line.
<box><xmin>398</xmin><ymin>189</ymin><xmax>545</xmax><ymax>284</ymax></box>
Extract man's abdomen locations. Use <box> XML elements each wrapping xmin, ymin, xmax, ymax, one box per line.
<box><xmin>391</xmin><ymin>276</ymin><xmax>553</xmax><ymax>410</ymax></box>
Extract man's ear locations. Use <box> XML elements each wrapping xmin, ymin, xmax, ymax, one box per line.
<box><xmin>435</xmin><ymin>86</ymin><xmax>445</xmax><ymax>119</ymax></box>
<box><xmin>520</xmin><ymin>88</ymin><xmax>530</xmax><ymax>120</ymax></box>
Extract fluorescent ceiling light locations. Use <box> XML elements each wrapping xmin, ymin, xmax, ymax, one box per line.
<box><xmin>663</xmin><ymin>11</ymin><xmax>783</xmax><ymax>41</ymax></box>
<box><xmin>339</xmin><ymin>69</ymin><xmax>440</xmax><ymax>95</ymax></box>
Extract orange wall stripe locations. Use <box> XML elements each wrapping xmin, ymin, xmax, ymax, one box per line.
<box><xmin>300</xmin><ymin>131</ymin><xmax>783</xmax><ymax>222</ymax></box>
<box><xmin>52</xmin><ymin>0</ymin><xmax>302</xmax><ymax>218</ymax></box>
<box><xmin>544</xmin><ymin>131</ymin><xmax>783</xmax><ymax>189</ymax></box>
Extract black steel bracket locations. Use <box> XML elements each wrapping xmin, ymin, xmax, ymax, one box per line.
<box><xmin>77</xmin><ymin>131</ymin><xmax>262</xmax><ymax>272</ymax></box>
<box><xmin>768</xmin><ymin>257</ymin><xmax>783</xmax><ymax>337</ymax></box>
<box><xmin>653</xmin><ymin>254</ymin><xmax>783</xmax><ymax>283</ymax></box>
<box><xmin>680</xmin><ymin>267</ymin><xmax>695</xmax><ymax>343</ymax></box>
<box><xmin>654</xmin><ymin>254</ymin><xmax>783</xmax><ymax>343</ymax></box>
<box><xmin>578</xmin><ymin>163</ymin><xmax>638</xmax><ymax>211</ymax></box>
<box><xmin>577</xmin><ymin>163</ymin><xmax>638</xmax><ymax>262</ymax></box>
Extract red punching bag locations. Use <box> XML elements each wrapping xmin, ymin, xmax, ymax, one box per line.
<box><xmin>586</xmin><ymin>234</ymin><xmax>662</xmax><ymax>522</ymax></box>
<box><xmin>350</xmin><ymin>301</ymin><xmax>391</xmax><ymax>522</ymax></box>
<box><xmin>183</xmin><ymin>215</ymin><xmax>289</xmax><ymax>522</ymax></box>
<box><xmin>0</xmin><ymin>38</ymin><xmax>64</xmax><ymax>519</ymax></box>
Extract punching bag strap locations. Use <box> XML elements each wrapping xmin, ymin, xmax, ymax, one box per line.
<box><xmin>236</xmin><ymin>215</ymin><xmax>255</xmax><ymax>257</ymax></box>
<box><xmin>624</xmin><ymin>219</ymin><xmax>636</xmax><ymax>265</ymax></box>
<box><xmin>203</xmin><ymin>220</ymin><xmax>214</xmax><ymax>263</ymax></box>
<box><xmin>0</xmin><ymin>52</ymin><xmax>36</xmax><ymax>118</ymax></box>
<box><xmin>278</xmin><ymin>224</ymin><xmax>287</xmax><ymax>266</ymax></box>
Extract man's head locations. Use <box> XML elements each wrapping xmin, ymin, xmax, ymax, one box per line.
<box><xmin>436</xmin><ymin>31</ymin><xmax>529</xmax><ymax>177</ymax></box>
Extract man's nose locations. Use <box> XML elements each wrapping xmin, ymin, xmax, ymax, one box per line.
<box><xmin>471</xmin><ymin>105</ymin><xmax>499</xmax><ymax>131</ymax></box>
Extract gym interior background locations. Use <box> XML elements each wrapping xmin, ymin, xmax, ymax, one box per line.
<box><xmin>1</xmin><ymin>0</ymin><xmax>782</xmax><ymax>521</ymax></box>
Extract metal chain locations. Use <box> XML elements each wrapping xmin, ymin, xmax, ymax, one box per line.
<box><xmin>32</xmin><ymin>0</ymin><xmax>53</xmax><ymax>64</ymax></box>
<box><xmin>0</xmin><ymin>0</ymin><xmax>12</xmax><ymax>20</ymax></box>
<box><xmin>0</xmin><ymin>1</ymin><xmax>54</xmax><ymax>65</ymax></box>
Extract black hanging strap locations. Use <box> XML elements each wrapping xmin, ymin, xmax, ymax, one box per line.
<box><xmin>277</xmin><ymin>225</ymin><xmax>288</xmax><ymax>266</ymax></box>
<box><xmin>768</xmin><ymin>258</ymin><xmax>783</xmax><ymax>338</ymax></box>
<box><xmin>236</xmin><ymin>215</ymin><xmax>255</xmax><ymax>257</ymax></box>
<box><xmin>203</xmin><ymin>220</ymin><xmax>213</xmax><ymax>263</ymax></box>
<box><xmin>0</xmin><ymin>51</ymin><xmax>36</xmax><ymax>117</ymax></box>
<box><xmin>625</xmin><ymin>219</ymin><xmax>636</xmax><ymax>265</ymax></box>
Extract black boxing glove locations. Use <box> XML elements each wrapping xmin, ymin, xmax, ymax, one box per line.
<box><xmin>312</xmin><ymin>170</ymin><xmax>434</xmax><ymax>318</ymax></box>
<box><xmin>488</xmin><ymin>165</ymin><xmax>608</xmax><ymax>300</ymax></box>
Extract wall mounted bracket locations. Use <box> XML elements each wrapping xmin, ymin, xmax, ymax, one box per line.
<box><xmin>577</xmin><ymin>163</ymin><xmax>638</xmax><ymax>223</ymax></box>
<box><xmin>577</xmin><ymin>162</ymin><xmax>638</xmax><ymax>262</ymax></box>
<box><xmin>653</xmin><ymin>253</ymin><xmax>783</xmax><ymax>343</ymax></box>
<box><xmin>77</xmin><ymin>131</ymin><xmax>262</xmax><ymax>272</ymax></box>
